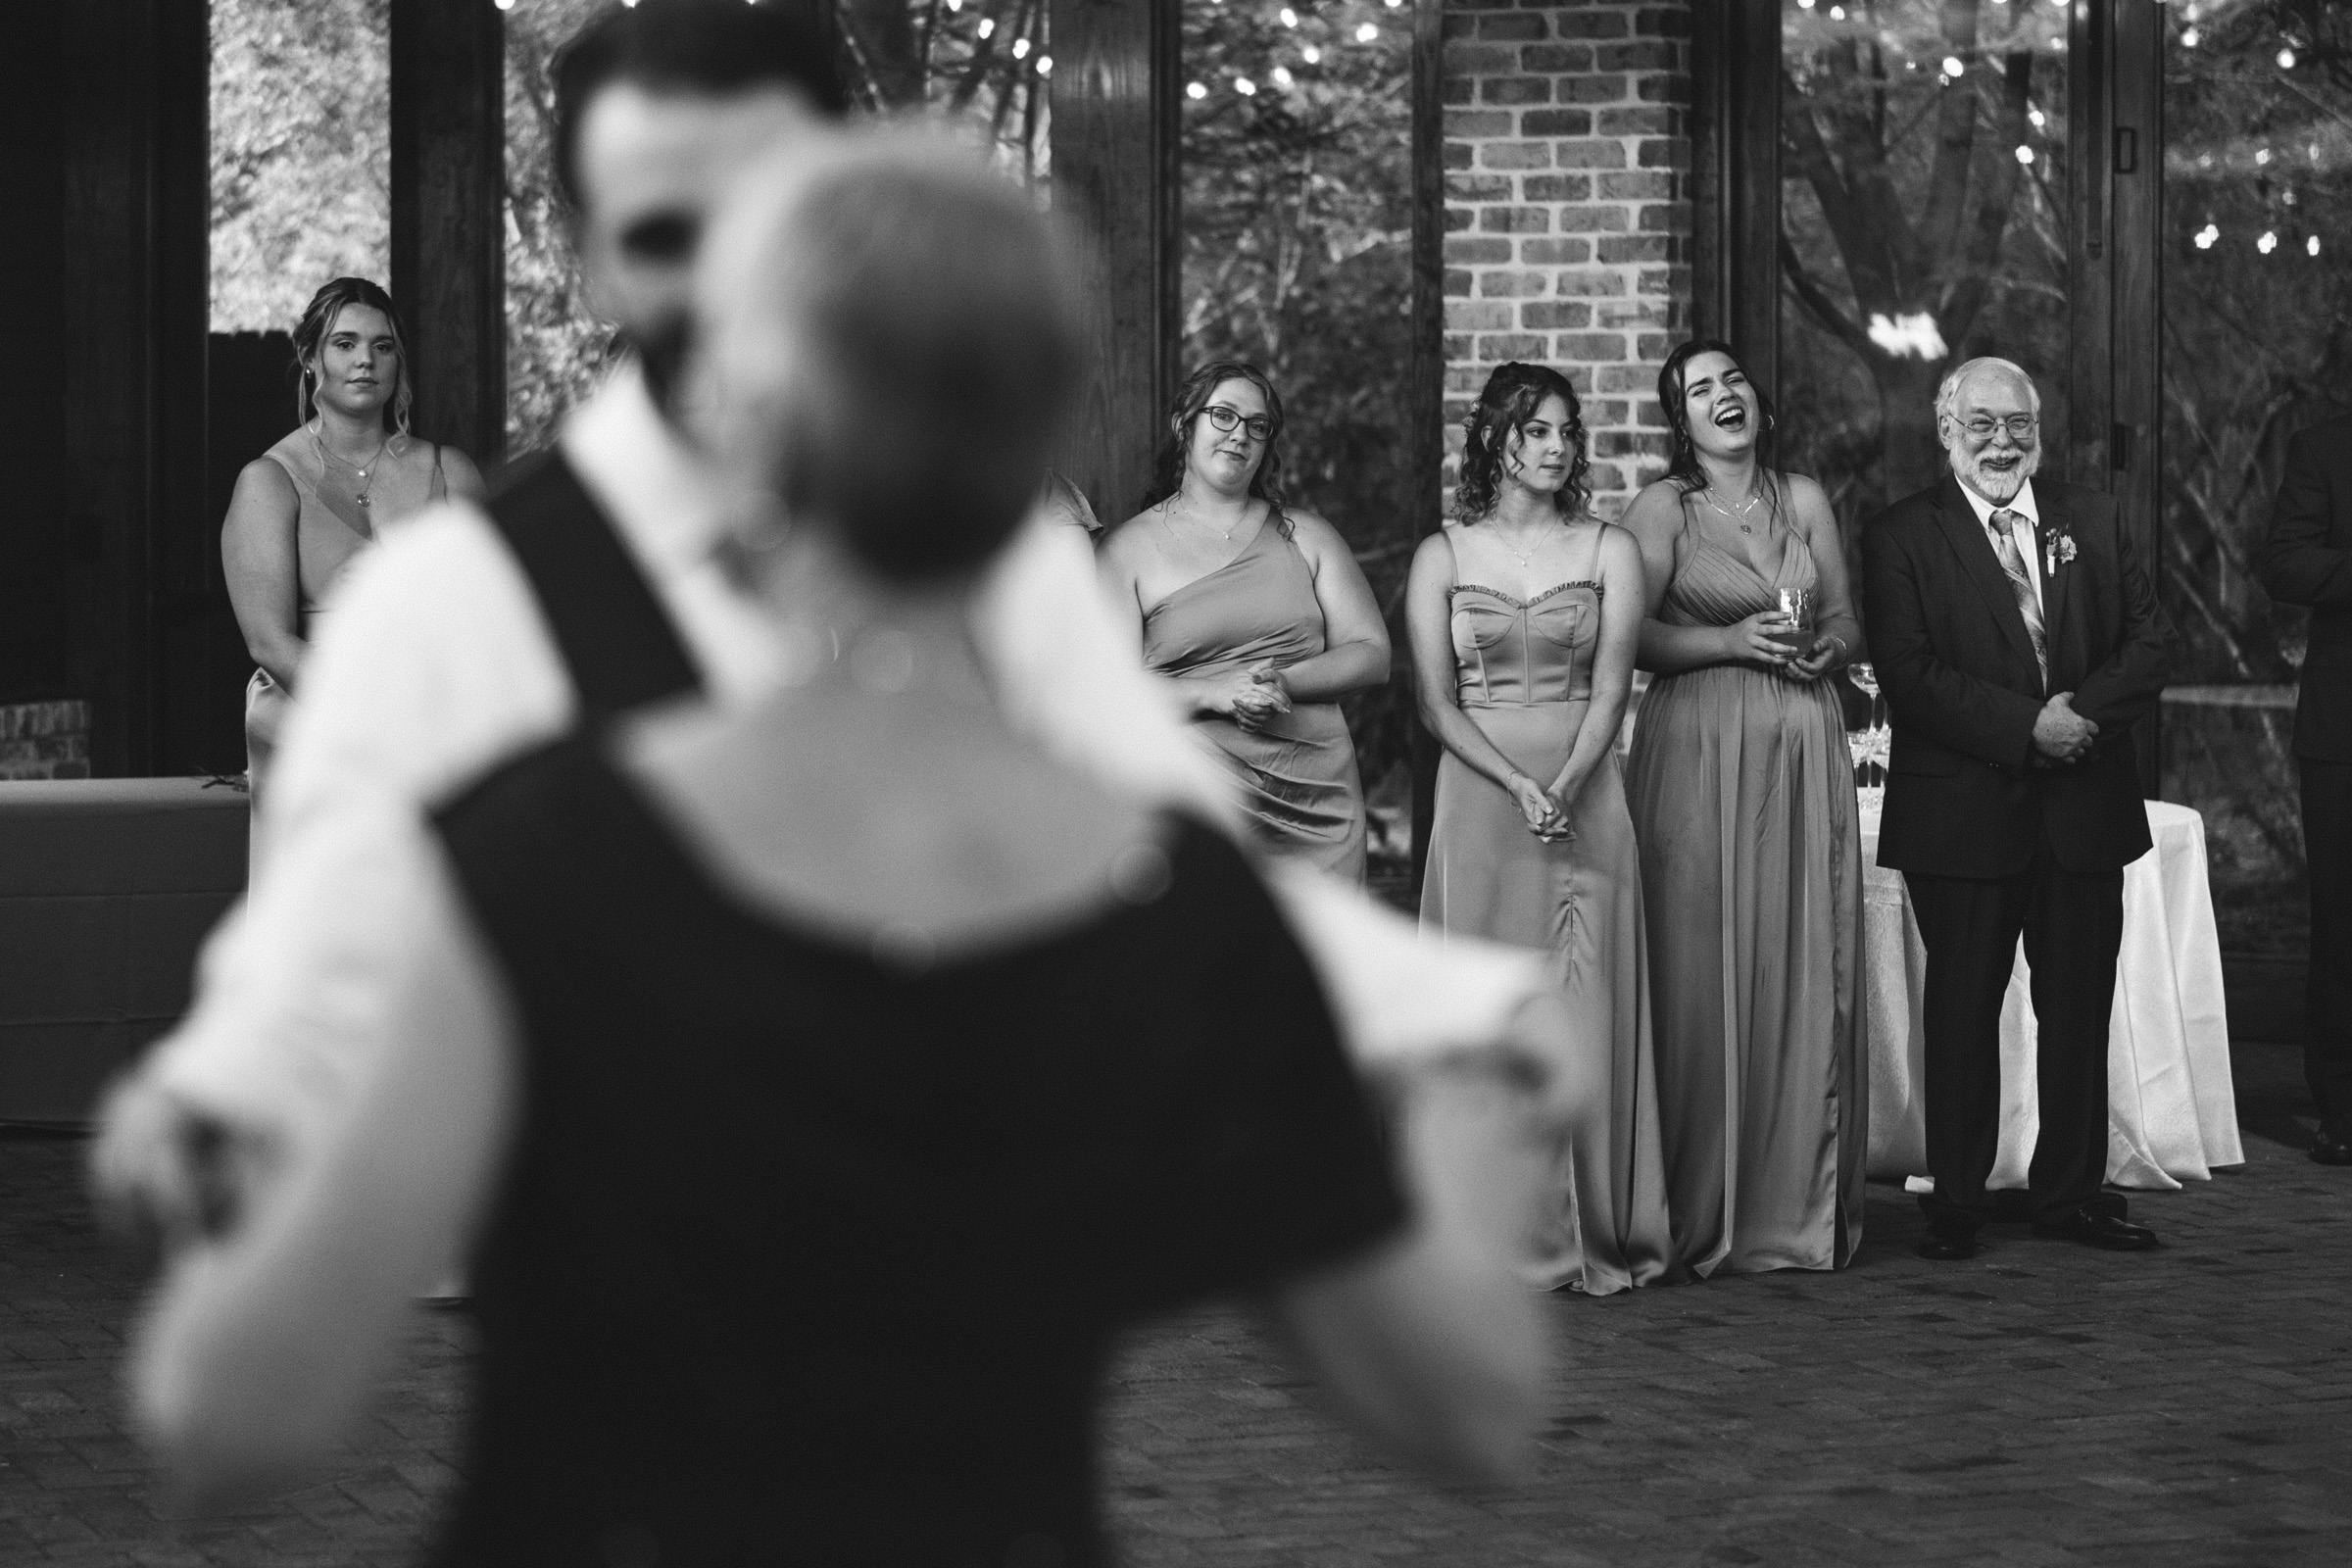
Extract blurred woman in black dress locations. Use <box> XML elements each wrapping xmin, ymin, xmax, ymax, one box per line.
<box><xmin>126</xmin><ymin>133</ymin><xmax>1552</xmax><ymax>1565</ymax></box>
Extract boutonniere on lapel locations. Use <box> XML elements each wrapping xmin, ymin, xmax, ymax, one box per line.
<box><xmin>2044</xmin><ymin>526</ymin><xmax>2077</xmax><ymax>576</ymax></box>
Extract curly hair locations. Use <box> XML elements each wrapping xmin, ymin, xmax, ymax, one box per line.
<box><xmin>291</xmin><ymin>277</ymin><xmax>414</xmax><ymax>438</ymax></box>
<box><xmin>1657</xmin><ymin>337</ymin><xmax>1785</xmax><ymax>525</ymax></box>
<box><xmin>1142</xmin><ymin>360</ymin><xmax>1292</xmax><ymax>537</ymax></box>
<box><xmin>1452</xmin><ymin>363</ymin><xmax>1590</xmax><ymax>521</ymax></box>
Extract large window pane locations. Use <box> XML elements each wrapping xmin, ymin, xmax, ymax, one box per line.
<box><xmin>2158</xmin><ymin>2</ymin><xmax>2351</xmax><ymax>961</ymax></box>
<box><xmin>836</xmin><ymin>0</ymin><xmax>1052</xmax><ymax>185</ymax></box>
<box><xmin>1779</xmin><ymin>0</ymin><xmax>2070</xmax><ymax>534</ymax></box>
<box><xmin>1181</xmin><ymin>0</ymin><xmax>1414</xmax><ymax>887</ymax></box>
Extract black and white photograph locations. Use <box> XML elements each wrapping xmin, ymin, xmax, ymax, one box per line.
<box><xmin>1</xmin><ymin>0</ymin><xmax>2347</xmax><ymax>1563</ymax></box>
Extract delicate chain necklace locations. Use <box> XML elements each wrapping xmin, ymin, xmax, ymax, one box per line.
<box><xmin>1491</xmin><ymin>518</ymin><xmax>1557</xmax><ymax>568</ymax></box>
<box><xmin>1701</xmin><ymin>479</ymin><xmax>1766</xmax><ymax>534</ymax></box>
<box><xmin>311</xmin><ymin>423</ymin><xmax>394</xmax><ymax>511</ymax></box>
<box><xmin>1162</xmin><ymin>496</ymin><xmax>1245</xmax><ymax>544</ymax></box>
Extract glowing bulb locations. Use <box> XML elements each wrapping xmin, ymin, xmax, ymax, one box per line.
<box><xmin>2016</xmin><ymin>145</ymin><xmax>2034</xmax><ymax>165</ymax></box>
<box><xmin>1186</xmin><ymin>80</ymin><xmax>1207</xmax><ymax>99</ymax></box>
<box><xmin>2180</xmin><ymin>26</ymin><xmax>2199</xmax><ymax>46</ymax></box>
<box><xmin>1235</xmin><ymin>75</ymin><xmax>1256</xmax><ymax>95</ymax></box>
<box><xmin>2256</xmin><ymin>148</ymin><xmax>2272</xmax><ymax>166</ymax></box>
<box><xmin>1270</xmin><ymin>66</ymin><xmax>1294</xmax><ymax>86</ymax></box>
<box><xmin>2313</xmin><ymin>144</ymin><xmax>2325</xmax><ymax>162</ymax></box>
<box><xmin>1301</xmin><ymin>44</ymin><xmax>1320</xmax><ymax>62</ymax></box>
<box><xmin>1797</xmin><ymin>0</ymin><xmax>1815</xmax><ymax>9</ymax></box>
<box><xmin>1011</xmin><ymin>35</ymin><xmax>1029</xmax><ymax>57</ymax></box>
<box><xmin>977</xmin><ymin>17</ymin><xmax>994</xmax><ymax>37</ymax></box>
<box><xmin>494</xmin><ymin>0</ymin><xmax>513</xmax><ymax>9</ymax></box>
<box><xmin>2279</xmin><ymin>47</ymin><xmax>2297</xmax><ymax>69</ymax></box>
<box><xmin>1829</xmin><ymin>5</ymin><xmax>1845</xmax><ymax>16</ymax></box>
<box><xmin>1279</xmin><ymin>7</ymin><xmax>1297</xmax><ymax>24</ymax></box>
<box><xmin>2029</xmin><ymin>108</ymin><xmax>2045</xmax><ymax>128</ymax></box>
<box><xmin>1943</xmin><ymin>55</ymin><xmax>1964</xmax><ymax>75</ymax></box>
<box><xmin>2259</xmin><ymin>230</ymin><xmax>2278</xmax><ymax>254</ymax></box>
<box><xmin>1356</xmin><ymin>23</ymin><xmax>1378</xmax><ymax>41</ymax></box>
<box><xmin>1036</xmin><ymin>55</ymin><xmax>1052</xmax><ymax>74</ymax></box>
<box><xmin>2192</xmin><ymin>223</ymin><xmax>2219</xmax><ymax>249</ymax></box>
<box><xmin>2310</xmin><ymin>235</ymin><xmax>2323</xmax><ymax>257</ymax></box>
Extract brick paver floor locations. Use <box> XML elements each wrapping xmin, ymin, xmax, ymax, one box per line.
<box><xmin>6</xmin><ymin>1038</ymin><xmax>2347</xmax><ymax>1566</ymax></box>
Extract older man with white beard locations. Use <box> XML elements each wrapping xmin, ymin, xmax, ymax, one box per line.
<box><xmin>1861</xmin><ymin>356</ymin><xmax>2170</xmax><ymax>1261</ymax></box>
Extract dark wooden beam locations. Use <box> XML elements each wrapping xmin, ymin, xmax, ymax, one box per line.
<box><xmin>1049</xmin><ymin>0</ymin><xmax>1181</xmax><ymax>526</ymax></box>
<box><xmin>391</xmin><ymin>0</ymin><xmax>508</xmax><ymax>466</ymax></box>
<box><xmin>1407</xmin><ymin>0</ymin><xmax>1445</xmax><ymax>896</ymax></box>
<box><xmin>2110</xmin><ymin>0</ymin><xmax>2163</xmax><ymax>791</ymax></box>
<box><xmin>1689</xmin><ymin>0</ymin><xmax>1780</xmax><ymax>387</ymax></box>
<box><xmin>56</xmin><ymin>1</ymin><xmax>211</xmax><ymax>775</ymax></box>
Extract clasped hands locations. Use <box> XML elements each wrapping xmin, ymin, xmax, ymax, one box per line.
<box><xmin>1506</xmin><ymin>772</ymin><xmax>1576</xmax><ymax>844</ymax></box>
<box><xmin>2032</xmin><ymin>692</ymin><xmax>2097</xmax><ymax>765</ymax></box>
<box><xmin>1723</xmin><ymin>611</ymin><xmax>1844</xmax><ymax>681</ymax></box>
<box><xmin>1205</xmin><ymin>662</ymin><xmax>1291</xmax><ymax>733</ymax></box>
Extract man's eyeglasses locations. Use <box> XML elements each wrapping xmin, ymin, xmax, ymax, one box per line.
<box><xmin>1201</xmin><ymin>405</ymin><xmax>1276</xmax><ymax>443</ymax></box>
<box><xmin>1959</xmin><ymin>414</ymin><xmax>2038</xmax><ymax>440</ymax></box>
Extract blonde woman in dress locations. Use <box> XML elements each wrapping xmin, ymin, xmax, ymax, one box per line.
<box><xmin>222</xmin><ymin>278</ymin><xmax>484</xmax><ymax>833</ymax></box>
<box><xmin>1407</xmin><ymin>362</ymin><xmax>1673</xmax><ymax>1295</ymax></box>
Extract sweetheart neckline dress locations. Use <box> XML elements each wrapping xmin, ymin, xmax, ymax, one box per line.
<box><xmin>1622</xmin><ymin>510</ymin><xmax>1866</xmax><ymax>1276</ymax></box>
<box><xmin>1416</xmin><ymin>527</ymin><xmax>1674</xmax><ymax>1294</ymax></box>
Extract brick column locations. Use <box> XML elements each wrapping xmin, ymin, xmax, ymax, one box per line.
<box><xmin>1441</xmin><ymin>0</ymin><xmax>1691</xmax><ymax>518</ymax></box>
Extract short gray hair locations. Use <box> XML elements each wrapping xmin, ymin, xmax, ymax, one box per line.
<box><xmin>1935</xmin><ymin>357</ymin><xmax>2041</xmax><ymax>427</ymax></box>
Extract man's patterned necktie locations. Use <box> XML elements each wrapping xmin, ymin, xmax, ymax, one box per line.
<box><xmin>1984</xmin><ymin>508</ymin><xmax>2047</xmax><ymax>687</ymax></box>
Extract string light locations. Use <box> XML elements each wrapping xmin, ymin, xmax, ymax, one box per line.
<box><xmin>1186</xmin><ymin>80</ymin><xmax>1207</xmax><ymax>99</ymax></box>
<box><xmin>1011</xmin><ymin>35</ymin><xmax>1029</xmax><ymax>57</ymax></box>
<box><xmin>2255</xmin><ymin>148</ymin><xmax>2271</xmax><ymax>166</ymax></box>
<box><xmin>1301</xmin><ymin>44</ymin><xmax>1321</xmax><ymax>62</ymax></box>
<box><xmin>2193</xmin><ymin>223</ymin><xmax>2219</xmax><ymax>249</ymax></box>
<box><xmin>1355</xmin><ymin>22</ymin><xmax>1378</xmax><ymax>41</ymax></box>
<box><xmin>2180</xmin><ymin>26</ymin><xmax>2199</xmax><ymax>47</ymax></box>
<box><xmin>1797</xmin><ymin>0</ymin><xmax>1815</xmax><ymax>9</ymax></box>
<box><xmin>1235</xmin><ymin>75</ymin><xmax>1256</xmax><ymax>95</ymax></box>
<box><xmin>494</xmin><ymin>0</ymin><xmax>513</xmax><ymax>10</ymax></box>
<box><xmin>1279</xmin><ymin>7</ymin><xmax>1298</xmax><ymax>24</ymax></box>
<box><xmin>1036</xmin><ymin>55</ymin><xmax>1052</xmax><ymax>74</ymax></box>
<box><xmin>2311</xmin><ymin>236</ymin><xmax>2324</xmax><ymax>257</ymax></box>
<box><xmin>1271</xmin><ymin>66</ymin><xmax>1294</xmax><ymax>87</ymax></box>
<box><xmin>2258</xmin><ymin>230</ymin><xmax>2278</xmax><ymax>254</ymax></box>
<box><xmin>977</xmin><ymin>17</ymin><xmax>994</xmax><ymax>37</ymax></box>
<box><xmin>1829</xmin><ymin>5</ymin><xmax>1844</xmax><ymax>17</ymax></box>
<box><xmin>2029</xmin><ymin>108</ymin><xmax>2045</xmax><ymax>127</ymax></box>
<box><xmin>1942</xmin><ymin>55</ymin><xmax>1964</xmax><ymax>75</ymax></box>
<box><xmin>2278</xmin><ymin>47</ymin><xmax>2298</xmax><ymax>69</ymax></box>
<box><xmin>2016</xmin><ymin>145</ymin><xmax>2034</xmax><ymax>165</ymax></box>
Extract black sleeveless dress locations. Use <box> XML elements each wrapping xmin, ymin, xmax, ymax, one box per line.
<box><xmin>426</xmin><ymin>736</ymin><xmax>1405</xmax><ymax>1567</ymax></box>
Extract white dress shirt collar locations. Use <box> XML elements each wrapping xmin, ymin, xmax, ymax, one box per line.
<box><xmin>559</xmin><ymin>358</ymin><xmax>737</xmax><ymax>572</ymax></box>
<box><xmin>1956</xmin><ymin>473</ymin><xmax>2040</xmax><ymax>532</ymax></box>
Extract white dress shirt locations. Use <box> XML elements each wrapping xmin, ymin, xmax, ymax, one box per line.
<box><xmin>1956</xmin><ymin>475</ymin><xmax>2044</xmax><ymax>612</ymax></box>
<box><xmin>141</xmin><ymin>362</ymin><xmax>1547</xmax><ymax>1147</ymax></box>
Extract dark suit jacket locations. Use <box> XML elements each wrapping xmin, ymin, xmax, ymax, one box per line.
<box><xmin>1860</xmin><ymin>474</ymin><xmax>2169</xmax><ymax>878</ymax></box>
<box><xmin>2258</xmin><ymin>415</ymin><xmax>2352</xmax><ymax>762</ymax></box>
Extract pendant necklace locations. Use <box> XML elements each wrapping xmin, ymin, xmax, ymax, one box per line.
<box><xmin>1166</xmin><ymin>497</ymin><xmax>1242</xmax><ymax>544</ymax></box>
<box><xmin>1494</xmin><ymin>520</ymin><xmax>1554</xmax><ymax>568</ymax></box>
<box><xmin>1703</xmin><ymin>480</ymin><xmax>1765</xmax><ymax>535</ymax></box>
<box><xmin>313</xmin><ymin>424</ymin><xmax>393</xmax><ymax>511</ymax></box>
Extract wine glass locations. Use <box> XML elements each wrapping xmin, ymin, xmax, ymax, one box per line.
<box><xmin>1846</xmin><ymin>662</ymin><xmax>1878</xmax><ymax>699</ymax></box>
<box><xmin>1769</xmin><ymin>585</ymin><xmax>1815</xmax><ymax>656</ymax></box>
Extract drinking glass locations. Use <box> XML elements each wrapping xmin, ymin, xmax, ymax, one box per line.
<box><xmin>1769</xmin><ymin>585</ymin><xmax>1815</xmax><ymax>655</ymax></box>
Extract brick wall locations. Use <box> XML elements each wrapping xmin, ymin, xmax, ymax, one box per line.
<box><xmin>1441</xmin><ymin>0</ymin><xmax>1691</xmax><ymax>519</ymax></box>
<box><xmin>0</xmin><ymin>701</ymin><xmax>90</xmax><ymax>780</ymax></box>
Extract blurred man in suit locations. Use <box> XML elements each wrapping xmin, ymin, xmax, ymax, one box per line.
<box><xmin>2259</xmin><ymin>412</ymin><xmax>2352</xmax><ymax>1167</ymax></box>
<box><xmin>1862</xmin><ymin>357</ymin><xmax>2170</xmax><ymax>1259</ymax></box>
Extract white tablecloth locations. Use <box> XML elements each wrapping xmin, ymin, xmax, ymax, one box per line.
<box><xmin>1861</xmin><ymin>798</ymin><xmax>2244</xmax><ymax>1190</ymax></box>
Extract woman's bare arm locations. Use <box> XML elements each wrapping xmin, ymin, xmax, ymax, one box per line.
<box><xmin>220</xmin><ymin>459</ymin><xmax>309</xmax><ymax>691</ymax></box>
<box><xmin>1269</xmin><ymin>512</ymin><xmax>1391</xmax><ymax>704</ymax></box>
<box><xmin>438</xmin><ymin>445</ymin><xmax>489</xmax><ymax>506</ymax></box>
<box><xmin>1544</xmin><ymin>525</ymin><xmax>1644</xmax><ymax>806</ymax></box>
<box><xmin>1784</xmin><ymin>474</ymin><xmax>1863</xmax><ymax>681</ymax></box>
<box><xmin>1405</xmin><ymin>532</ymin><xmax>1531</xmax><ymax>792</ymax></box>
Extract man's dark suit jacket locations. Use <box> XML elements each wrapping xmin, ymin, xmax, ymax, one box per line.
<box><xmin>2258</xmin><ymin>415</ymin><xmax>2352</xmax><ymax>761</ymax></box>
<box><xmin>1860</xmin><ymin>474</ymin><xmax>2169</xmax><ymax>879</ymax></box>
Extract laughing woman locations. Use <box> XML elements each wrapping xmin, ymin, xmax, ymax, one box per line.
<box><xmin>1101</xmin><ymin>362</ymin><xmax>1389</xmax><ymax>881</ymax></box>
<box><xmin>222</xmin><ymin>278</ymin><xmax>484</xmax><ymax>823</ymax></box>
<box><xmin>1620</xmin><ymin>338</ymin><xmax>1866</xmax><ymax>1278</ymax></box>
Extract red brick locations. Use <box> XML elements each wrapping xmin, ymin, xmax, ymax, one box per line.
<box><xmin>1597</xmin><ymin>105</ymin><xmax>1677</xmax><ymax>134</ymax></box>
<box><xmin>1480</xmin><ymin>141</ymin><xmax>1552</xmax><ymax>170</ymax></box>
<box><xmin>1445</xmin><ymin>269</ymin><xmax>1474</xmax><ymax>298</ymax></box>
<box><xmin>1478</xmin><ymin>206</ymin><xmax>1553</xmax><ymax>233</ymax></box>
<box><xmin>1556</xmin><ymin>330</ymin><xmax>1630</xmax><ymax>361</ymax></box>
<box><xmin>1554</xmin><ymin>11</ymin><xmax>1632</xmax><ymax>38</ymax></box>
<box><xmin>1447</xmin><ymin>301</ymin><xmax>1515</xmax><ymax>330</ymax></box>
<box><xmin>1480</xmin><ymin>270</ymin><xmax>1550</xmax><ymax>298</ymax></box>
<box><xmin>1595</xmin><ymin>363</ymin><xmax>1658</xmax><ymax>393</ymax></box>
<box><xmin>1523</xmin><ymin>173</ymin><xmax>1593</xmax><ymax>202</ymax></box>
<box><xmin>1639</xmin><ymin>4</ymin><xmax>1692</xmax><ymax>37</ymax></box>
<box><xmin>1557</xmin><ymin>268</ymin><xmax>1630</xmax><ymax>296</ymax></box>
<box><xmin>1520</xmin><ymin>108</ymin><xmax>1594</xmax><ymax>135</ymax></box>
<box><xmin>1444</xmin><ymin>207</ymin><xmax>1474</xmax><ymax>232</ymax></box>
<box><xmin>1477</xmin><ymin>12</ymin><xmax>1549</xmax><ymax>39</ymax></box>
<box><xmin>1552</xmin><ymin>204</ymin><xmax>1632</xmax><ymax>232</ymax></box>
<box><xmin>1597</xmin><ymin>41</ymin><xmax>1679</xmax><ymax>72</ymax></box>
<box><xmin>1519</xmin><ymin>237</ymin><xmax>1592</xmax><ymax>264</ymax></box>
<box><xmin>1482</xmin><ymin>76</ymin><xmax>1553</xmax><ymax>105</ymax></box>
<box><xmin>1445</xmin><ymin>109</ymin><xmax>1516</xmax><ymax>137</ymax></box>
<box><xmin>1521</xmin><ymin>301</ymin><xmax>1593</xmax><ymax>329</ymax></box>
<box><xmin>1521</xmin><ymin>44</ymin><xmax>1596</xmax><ymax>72</ymax></box>
<box><xmin>1446</xmin><ymin>172</ymin><xmax>1517</xmax><ymax>202</ymax></box>
<box><xmin>1556</xmin><ymin>73</ymin><xmax>1632</xmax><ymax>104</ymax></box>
<box><xmin>1446</xmin><ymin>235</ymin><xmax>1514</xmax><ymax>265</ymax></box>
<box><xmin>1444</xmin><ymin>41</ymin><xmax>1519</xmax><ymax>74</ymax></box>
<box><xmin>1597</xmin><ymin>233</ymin><xmax>1676</xmax><ymax>262</ymax></box>
<box><xmin>1640</xmin><ymin>202</ymin><xmax>1693</xmax><ymax>232</ymax></box>
<box><xmin>1556</xmin><ymin>137</ymin><xmax>1630</xmax><ymax>168</ymax></box>
<box><xmin>1442</xmin><ymin>13</ymin><xmax>1478</xmax><ymax>38</ymax></box>
<box><xmin>1445</xmin><ymin>141</ymin><xmax>1475</xmax><ymax>170</ymax></box>
<box><xmin>1599</xmin><ymin>170</ymin><xmax>1678</xmax><ymax>200</ymax></box>
<box><xmin>1637</xmin><ymin>331</ymin><xmax>1680</xmax><ymax>359</ymax></box>
<box><xmin>1476</xmin><ymin>332</ymin><xmax>1551</xmax><ymax>359</ymax></box>
<box><xmin>1639</xmin><ymin>72</ymin><xmax>1692</xmax><ymax>103</ymax></box>
<box><xmin>1639</xmin><ymin>138</ymin><xmax>1691</xmax><ymax>168</ymax></box>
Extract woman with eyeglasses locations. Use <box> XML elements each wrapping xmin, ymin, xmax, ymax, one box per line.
<box><xmin>1101</xmin><ymin>361</ymin><xmax>1389</xmax><ymax>881</ymax></box>
<box><xmin>1618</xmin><ymin>338</ymin><xmax>1865</xmax><ymax>1278</ymax></box>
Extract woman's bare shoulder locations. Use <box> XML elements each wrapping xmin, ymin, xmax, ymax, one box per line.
<box><xmin>1099</xmin><ymin>509</ymin><xmax>1166</xmax><ymax>567</ymax></box>
<box><xmin>232</xmin><ymin>451</ymin><xmax>301</xmax><ymax>506</ymax></box>
<box><xmin>1618</xmin><ymin>477</ymin><xmax>1687</xmax><ymax>530</ymax></box>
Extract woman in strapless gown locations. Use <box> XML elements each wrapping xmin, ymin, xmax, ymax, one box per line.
<box><xmin>1102</xmin><ymin>362</ymin><xmax>1389</xmax><ymax>881</ymax></box>
<box><xmin>222</xmin><ymin>278</ymin><xmax>483</xmax><ymax>846</ymax></box>
<box><xmin>1621</xmin><ymin>339</ymin><xmax>1865</xmax><ymax>1277</ymax></box>
<box><xmin>1407</xmin><ymin>363</ymin><xmax>1673</xmax><ymax>1295</ymax></box>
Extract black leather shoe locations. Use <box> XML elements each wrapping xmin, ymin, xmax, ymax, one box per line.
<box><xmin>1914</xmin><ymin>1226</ymin><xmax>1978</xmax><ymax>1260</ymax></box>
<box><xmin>2311</xmin><ymin>1124</ymin><xmax>2352</xmax><ymax>1166</ymax></box>
<box><xmin>2032</xmin><ymin>1207</ymin><xmax>2159</xmax><ymax>1250</ymax></box>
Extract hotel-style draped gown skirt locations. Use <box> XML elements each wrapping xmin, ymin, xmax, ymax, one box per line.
<box><xmin>1142</xmin><ymin>523</ymin><xmax>1368</xmax><ymax>881</ymax></box>
<box><xmin>1418</xmin><ymin>563</ymin><xmax>1674</xmax><ymax>1295</ymax></box>
<box><xmin>1624</xmin><ymin>524</ymin><xmax>1866</xmax><ymax>1276</ymax></box>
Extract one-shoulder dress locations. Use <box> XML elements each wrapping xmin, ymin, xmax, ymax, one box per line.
<box><xmin>1141</xmin><ymin>521</ymin><xmax>1368</xmax><ymax>880</ymax></box>
<box><xmin>1622</xmin><ymin>501</ymin><xmax>1865</xmax><ymax>1276</ymax></box>
<box><xmin>1418</xmin><ymin>526</ymin><xmax>1674</xmax><ymax>1294</ymax></box>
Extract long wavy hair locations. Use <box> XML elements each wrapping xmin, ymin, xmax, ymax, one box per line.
<box><xmin>292</xmin><ymin>277</ymin><xmax>414</xmax><ymax>437</ymax></box>
<box><xmin>1657</xmin><ymin>337</ymin><xmax>1784</xmax><ymax>525</ymax></box>
<box><xmin>1142</xmin><ymin>360</ymin><xmax>1292</xmax><ymax>537</ymax></box>
<box><xmin>1452</xmin><ymin>363</ymin><xmax>1590</xmax><ymax>521</ymax></box>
